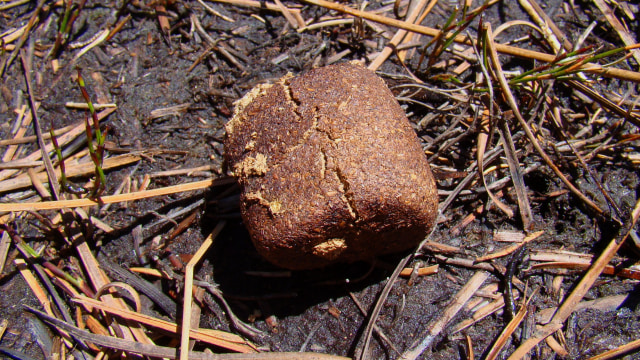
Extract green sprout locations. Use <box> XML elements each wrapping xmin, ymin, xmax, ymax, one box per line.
<box><xmin>52</xmin><ymin>0</ymin><xmax>86</xmax><ymax>58</ymax></box>
<box><xmin>50</xmin><ymin>126</ymin><xmax>88</xmax><ymax>195</ymax></box>
<box><xmin>510</xmin><ymin>43</ymin><xmax>640</xmax><ymax>84</ymax></box>
<box><xmin>77</xmin><ymin>69</ymin><xmax>106</xmax><ymax>198</ymax></box>
<box><xmin>418</xmin><ymin>1</ymin><xmax>489</xmax><ymax>72</ymax></box>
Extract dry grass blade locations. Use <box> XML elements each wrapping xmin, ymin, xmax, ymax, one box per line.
<box><xmin>0</xmin><ymin>318</ymin><xmax>7</xmax><ymax>339</ymax></box>
<box><xmin>272</xmin><ymin>0</ymin><xmax>301</xmax><ymax>28</ymax></box>
<box><xmin>451</xmin><ymin>295</ymin><xmax>509</xmax><ymax>334</ymax></box>
<box><xmin>74</xmin><ymin>235</ymin><xmax>147</xmax><ymax>344</ymax></box>
<box><xmin>0</xmin><ymin>0</ymin><xmax>46</xmax><ymax>77</ymax></box>
<box><xmin>0</xmin><ymin>122</ymin><xmax>77</xmax><ymax>147</ymax></box>
<box><xmin>181</xmin><ymin>221</ymin><xmax>227</xmax><ymax>360</ymax></box>
<box><xmin>367</xmin><ymin>0</ymin><xmax>431</xmax><ymax>72</ymax></box>
<box><xmin>348</xmin><ymin>292</ymin><xmax>401</xmax><ymax>356</ymax></box>
<box><xmin>15</xmin><ymin>259</ymin><xmax>53</xmax><ymax>316</ymax></box>
<box><xmin>536</xmin><ymin>294</ymin><xmax>629</xmax><ymax>325</ymax></box>
<box><xmin>518</xmin><ymin>0</ymin><xmax>563</xmax><ymax>51</ymax></box>
<box><xmin>476</xmin><ymin>109</ymin><xmax>514</xmax><ymax>219</ymax></box>
<box><xmin>484</xmin><ymin>23</ymin><xmax>604</xmax><ymax>215</ymax></box>
<box><xmin>496</xmin><ymin>115</ymin><xmax>533</xmax><ymax>229</ymax></box>
<box><xmin>20</xmin><ymin>51</ymin><xmax>60</xmax><ymax>200</ymax></box>
<box><xmin>206</xmin><ymin>0</ymin><xmax>304</xmax><ymax>28</ymax></box>
<box><xmin>465</xmin><ymin>334</ymin><xmax>474</xmax><ymax>360</ymax></box>
<box><xmin>401</xmin><ymin>270</ymin><xmax>489</xmax><ymax>360</ymax></box>
<box><xmin>27</xmin><ymin>306</ymin><xmax>348</xmax><ymax>359</ymax></box>
<box><xmin>2</xmin><ymin>104</ymin><xmax>29</xmax><ymax>162</ymax></box>
<box><xmin>0</xmin><ymin>177</ymin><xmax>235</xmax><ymax>212</ymax></box>
<box><xmin>399</xmin><ymin>264</ymin><xmax>438</xmax><ymax>277</ymax></box>
<box><xmin>0</xmin><ymin>153</ymin><xmax>142</xmax><ymax>193</ymax></box>
<box><xmin>73</xmin><ymin>295</ymin><xmax>257</xmax><ymax>353</ymax></box>
<box><xmin>567</xmin><ymin>79</ymin><xmax>640</xmax><ymax>128</ymax></box>
<box><xmin>520</xmin><ymin>0</ymin><xmax>572</xmax><ymax>51</ymax></box>
<box><xmin>357</xmin><ymin>253</ymin><xmax>411</xmax><ymax>360</ymax></box>
<box><xmin>301</xmin><ymin>0</ymin><xmax>640</xmax><ymax>83</ymax></box>
<box><xmin>0</xmin><ymin>108</ymin><xmax>115</xmax><ymax>182</ymax></box>
<box><xmin>485</xmin><ymin>303</ymin><xmax>527</xmax><ymax>360</ymax></box>
<box><xmin>196</xmin><ymin>0</ymin><xmax>235</xmax><ymax>22</ymax></box>
<box><xmin>508</xmin><ymin>197</ymin><xmax>640</xmax><ymax>359</ymax></box>
<box><xmin>587</xmin><ymin>338</ymin><xmax>640</xmax><ymax>360</ymax></box>
<box><xmin>394</xmin><ymin>0</ymin><xmax>438</xmax><ymax>62</ymax></box>
<box><xmin>592</xmin><ymin>0</ymin><xmax>640</xmax><ymax>65</ymax></box>
<box><xmin>528</xmin><ymin>261</ymin><xmax>640</xmax><ymax>280</ymax></box>
<box><xmin>99</xmin><ymin>257</ymin><xmax>177</xmax><ymax>319</ymax></box>
<box><xmin>71</xmin><ymin>29</ymin><xmax>110</xmax><ymax>63</ymax></box>
<box><xmin>476</xmin><ymin>231</ymin><xmax>543</xmax><ymax>263</ymax></box>
<box><xmin>0</xmin><ymin>0</ymin><xmax>30</xmax><ymax>11</ymax></box>
<box><xmin>0</xmin><ymin>230</ymin><xmax>10</xmax><ymax>273</ymax></box>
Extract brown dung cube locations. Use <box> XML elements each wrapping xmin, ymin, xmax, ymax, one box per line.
<box><xmin>224</xmin><ymin>62</ymin><xmax>438</xmax><ymax>269</ymax></box>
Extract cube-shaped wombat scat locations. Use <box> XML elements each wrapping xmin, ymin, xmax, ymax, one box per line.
<box><xmin>224</xmin><ymin>62</ymin><xmax>438</xmax><ymax>270</ymax></box>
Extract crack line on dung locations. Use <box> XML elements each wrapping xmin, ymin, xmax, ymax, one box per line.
<box><xmin>272</xmin><ymin>82</ymin><xmax>319</xmax><ymax>157</ymax></box>
<box><xmin>319</xmin><ymin>147</ymin><xmax>328</xmax><ymax>180</ymax></box>
<box><xmin>334</xmin><ymin>165</ymin><xmax>359</xmax><ymax>221</ymax></box>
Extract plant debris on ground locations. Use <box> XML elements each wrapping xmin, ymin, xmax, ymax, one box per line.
<box><xmin>0</xmin><ymin>0</ymin><xmax>640</xmax><ymax>359</ymax></box>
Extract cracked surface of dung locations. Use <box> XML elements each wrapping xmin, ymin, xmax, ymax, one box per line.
<box><xmin>224</xmin><ymin>62</ymin><xmax>438</xmax><ymax>269</ymax></box>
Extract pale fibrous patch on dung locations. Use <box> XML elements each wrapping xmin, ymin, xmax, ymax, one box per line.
<box><xmin>225</xmin><ymin>83</ymin><xmax>273</xmax><ymax>136</ymax></box>
<box><xmin>312</xmin><ymin>238</ymin><xmax>348</xmax><ymax>260</ymax></box>
<box><xmin>232</xmin><ymin>153</ymin><xmax>269</xmax><ymax>177</ymax></box>
<box><xmin>244</xmin><ymin>191</ymin><xmax>284</xmax><ymax>214</ymax></box>
<box><xmin>224</xmin><ymin>62</ymin><xmax>438</xmax><ymax>269</ymax></box>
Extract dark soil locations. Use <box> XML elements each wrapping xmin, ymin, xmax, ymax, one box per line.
<box><xmin>1</xmin><ymin>1</ymin><xmax>640</xmax><ymax>359</ymax></box>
